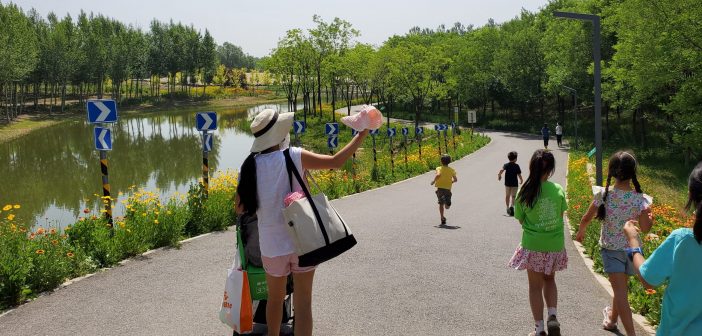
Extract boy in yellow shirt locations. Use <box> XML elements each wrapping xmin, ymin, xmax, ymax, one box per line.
<box><xmin>431</xmin><ymin>155</ymin><xmax>458</xmax><ymax>225</ymax></box>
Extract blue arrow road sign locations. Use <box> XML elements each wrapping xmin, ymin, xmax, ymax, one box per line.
<box><xmin>293</xmin><ymin>121</ymin><xmax>306</xmax><ymax>134</ymax></box>
<box><xmin>351</xmin><ymin>128</ymin><xmax>359</xmax><ymax>136</ymax></box>
<box><xmin>196</xmin><ymin>112</ymin><xmax>217</xmax><ymax>131</ymax></box>
<box><xmin>370</xmin><ymin>129</ymin><xmax>379</xmax><ymax>136</ymax></box>
<box><xmin>415</xmin><ymin>127</ymin><xmax>424</xmax><ymax>135</ymax></box>
<box><xmin>327</xmin><ymin>135</ymin><xmax>338</xmax><ymax>148</ymax></box>
<box><xmin>87</xmin><ymin>99</ymin><xmax>117</xmax><ymax>123</ymax></box>
<box><xmin>451</xmin><ymin>122</ymin><xmax>456</xmax><ymax>128</ymax></box>
<box><xmin>387</xmin><ymin>128</ymin><xmax>396</xmax><ymax>137</ymax></box>
<box><xmin>94</xmin><ymin>127</ymin><xmax>112</xmax><ymax>151</ymax></box>
<box><xmin>401</xmin><ymin>127</ymin><xmax>409</xmax><ymax>136</ymax></box>
<box><xmin>325</xmin><ymin>123</ymin><xmax>339</xmax><ymax>135</ymax></box>
<box><xmin>203</xmin><ymin>132</ymin><xmax>213</xmax><ymax>152</ymax></box>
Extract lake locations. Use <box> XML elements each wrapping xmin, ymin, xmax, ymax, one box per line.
<box><xmin>0</xmin><ymin>103</ymin><xmax>292</xmax><ymax>229</ymax></box>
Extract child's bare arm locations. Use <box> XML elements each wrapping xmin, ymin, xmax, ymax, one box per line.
<box><xmin>452</xmin><ymin>174</ymin><xmax>458</xmax><ymax>183</ymax></box>
<box><xmin>518</xmin><ymin>174</ymin><xmax>524</xmax><ymax>184</ymax></box>
<box><xmin>638</xmin><ymin>206</ymin><xmax>654</xmax><ymax>233</ymax></box>
<box><xmin>575</xmin><ymin>203</ymin><xmax>598</xmax><ymax>242</ymax></box>
<box><xmin>498</xmin><ymin>169</ymin><xmax>504</xmax><ymax>181</ymax></box>
<box><xmin>431</xmin><ymin>172</ymin><xmax>439</xmax><ymax>185</ymax></box>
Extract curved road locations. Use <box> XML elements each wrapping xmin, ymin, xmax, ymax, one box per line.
<box><xmin>0</xmin><ymin>130</ymin><xmax>648</xmax><ymax>335</ymax></box>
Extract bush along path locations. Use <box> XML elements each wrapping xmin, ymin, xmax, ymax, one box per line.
<box><xmin>566</xmin><ymin>154</ymin><xmax>695</xmax><ymax>326</ymax></box>
<box><xmin>0</xmin><ymin>105</ymin><xmax>489</xmax><ymax>311</ymax></box>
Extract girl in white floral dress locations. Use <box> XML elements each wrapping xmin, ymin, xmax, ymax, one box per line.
<box><xmin>576</xmin><ymin>151</ymin><xmax>653</xmax><ymax>336</ymax></box>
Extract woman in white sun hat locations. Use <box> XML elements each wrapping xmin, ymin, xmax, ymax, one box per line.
<box><xmin>236</xmin><ymin>108</ymin><xmax>369</xmax><ymax>336</ymax></box>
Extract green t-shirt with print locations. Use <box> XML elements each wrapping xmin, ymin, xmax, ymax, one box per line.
<box><xmin>514</xmin><ymin>181</ymin><xmax>568</xmax><ymax>252</ymax></box>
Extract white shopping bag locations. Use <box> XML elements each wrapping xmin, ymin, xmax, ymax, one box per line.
<box><xmin>219</xmin><ymin>254</ymin><xmax>253</xmax><ymax>333</ymax></box>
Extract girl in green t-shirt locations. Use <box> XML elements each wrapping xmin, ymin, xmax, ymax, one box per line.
<box><xmin>508</xmin><ymin>149</ymin><xmax>568</xmax><ymax>336</ymax></box>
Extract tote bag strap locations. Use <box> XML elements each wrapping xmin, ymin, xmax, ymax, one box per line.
<box><xmin>283</xmin><ymin>149</ymin><xmax>331</xmax><ymax>245</ymax></box>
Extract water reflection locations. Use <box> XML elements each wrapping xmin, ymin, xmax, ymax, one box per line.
<box><xmin>0</xmin><ymin>103</ymin><xmax>291</xmax><ymax>229</ymax></box>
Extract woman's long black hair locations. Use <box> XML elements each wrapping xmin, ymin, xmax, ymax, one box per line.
<box><xmin>237</xmin><ymin>153</ymin><xmax>259</xmax><ymax>215</ymax></box>
<box><xmin>596</xmin><ymin>151</ymin><xmax>642</xmax><ymax>220</ymax></box>
<box><xmin>686</xmin><ymin>162</ymin><xmax>702</xmax><ymax>243</ymax></box>
<box><xmin>517</xmin><ymin>149</ymin><xmax>555</xmax><ymax>208</ymax></box>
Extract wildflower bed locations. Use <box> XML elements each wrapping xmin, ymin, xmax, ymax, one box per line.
<box><xmin>567</xmin><ymin>155</ymin><xmax>694</xmax><ymax>326</ymax></box>
<box><xmin>0</xmin><ymin>171</ymin><xmax>237</xmax><ymax>310</ymax></box>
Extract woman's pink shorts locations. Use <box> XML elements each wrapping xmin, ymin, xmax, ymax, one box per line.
<box><xmin>262</xmin><ymin>253</ymin><xmax>316</xmax><ymax>277</ymax></box>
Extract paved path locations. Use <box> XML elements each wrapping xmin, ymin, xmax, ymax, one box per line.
<box><xmin>0</xmin><ymin>130</ymin><xmax>649</xmax><ymax>335</ymax></box>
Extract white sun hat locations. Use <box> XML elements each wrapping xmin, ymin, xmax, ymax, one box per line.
<box><xmin>250</xmin><ymin>108</ymin><xmax>295</xmax><ymax>153</ymax></box>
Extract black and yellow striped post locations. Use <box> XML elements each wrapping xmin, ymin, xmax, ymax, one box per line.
<box><xmin>99</xmin><ymin>150</ymin><xmax>113</xmax><ymax>230</ymax></box>
<box><xmin>202</xmin><ymin>132</ymin><xmax>209</xmax><ymax>197</ymax></box>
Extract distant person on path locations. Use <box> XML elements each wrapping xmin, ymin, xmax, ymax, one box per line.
<box><xmin>555</xmin><ymin>122</ymin><xmax>563</xmax><ymax>148</ymax></box>
<box><xmin>508</xmin><ymin>149</ymin><xmax>567</xmax><ymax>336</ymax></box>
<box><xmin>622</xmin><ymin>161</ymin><xmax>702</xmax><ymax>336</ymax></box>
<box><xmin>236</xmin><ymin>108</ymin><xmax>369</xmax><ymax>336</ymax></box>
<box><xmin>498</xmin><ymin>151</ymin><xmax>523</xmax><ymax>216</ymax></box>
<box><xmin>576</xmin><ymin>151</ymin><xmax>653</xmax><ymax>336</ymax></box>
<box><xmin>431</xmin><ymin>154</ymin><xmax>457</xmax><ymax>225</ymax></box>
<box><xmin>541</xmin><ymin>123</ymin><xmax>550</xmax><ymax>149</ymax></box>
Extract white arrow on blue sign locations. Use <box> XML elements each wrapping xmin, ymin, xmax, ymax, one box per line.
<box><xmin>94</xmin><ymin>127</ymin><xmax>112</xmax><ymax>151</ymax></box>
<box><xmin>401</xmin><ymin>127</ymin><xmax>409</xmax><ymax>136</ymax></box>
<box><xmin>327</xmin><ymin>135</ymin><xmax>338</xmax><ymax>148</ymax></box>
<box><xmin>370</xmin><ymin>129</ymin><xmax>379</xmax><ymax>136</ymax></box>
<box><xmin>451</xmin><ymin>122</ymin><xmax>456</xmax><ymax>128</ymax></box>
<box><xmin>203</xmin><ymin>132</ymin><xmax>213</xmax><ymax>152</ymax></box>
<box><xmin>351</xmin><ymin>128</ymin><xmax>359</xmax><ymax>136</ymax></box>
<box><xmin>196</xmin><ymin>112</ymin><xmax>217</xmax><ymax>131</ymax></box>
<box><xmin>415</xmin><ymin>127</ymin><xmax>424</xmax><ymax>135</ymax></box>
<box><xmin>87</xmin><ymin>99</ymin><xmax>117</xmax><ymax>123</ymax></box>
<box><xmin>293</xmin><ymin>121</ymin><xmax>306</xmax><ymax>134</ymax></box>
<box><xmin>325</xmin><ymin>123</ymin><xmax>339</xmax><ymax>135</ymax></box>
<box><xmin>387</xmin><ymin>128</ymin><xmax>396</xmax><ymax>137</ymax></box>
<box><xmin>434</xmin><ymin>124</ymin><xmax>448</xmax><ymax>131</ymax></box>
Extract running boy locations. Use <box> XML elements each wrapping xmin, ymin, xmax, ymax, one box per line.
<box><xmin>498</xmin><ymin>151</ymin><xmax>523</xmax><ymax>216</ymax></box>
<box><xmin>431</xmin><ymin>154</ymin><xmax>457</xmax><ymax>225</ymax></box>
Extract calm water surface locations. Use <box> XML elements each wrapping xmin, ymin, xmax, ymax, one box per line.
<box><xmin>0</xmin><ymin>103</ymin><xmax>291</xmax><ymax>229</ymax></box>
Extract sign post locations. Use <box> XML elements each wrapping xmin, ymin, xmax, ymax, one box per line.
<box><xmin>87</xmin><ymin>99</ymin><xmax>118</xmax><ymax>231</ymax></box>
<box><xmin>442</xmin><ymin>124</ymin><xmax>449</xmax><ymax>154</ymax></box>
<box><xmin>293</xmin><ymin>120</ymin><xmax>306</xmax><ymax>146</ymax></box>
<box><xmin>387</xmin><ymin>128</ymin><xmax>396</xmax><ymax>176</ymax></box>
<box><xmin>402</xmin><ymin>127</ymin><xmax>409</xmax><ymax>168</ymax></box>
<box><xmin>467</xmin><ymin>110</ymin><xmax>477</xmax><ymax>139</ymax></box>
<box><xmin>416</xmin><ymin>127</ymin><xmax>424</xmax><ymax>160</ymax></box>
<box><xmin>196</xmin><ymin>112</ymin><xmax>218</xmax><ymax>196</ymax></box>
<box><xmin>370</xmin><ymin>128</ymin><xmax>379</xmax><ymax>163</ymax></box>
<box><xmin>325</xmin><ymin>123</ymin><xmax>339</xmax><ymax>155</ymax></box>
<box><xmin>451</xmin><ymin>122</ymin><xmax>457</xmax><ymax>153</ymax></box>
<box><xmin>351</xmin><ymin>129</ymin><xmax>359</xmax><ymax>177</ymax></box>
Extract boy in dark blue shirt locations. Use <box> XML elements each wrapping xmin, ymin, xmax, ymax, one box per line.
<box><xmin>498</xmin><ymin>151</ymin><xmax>523</xmax><ymax>216</ymax></box>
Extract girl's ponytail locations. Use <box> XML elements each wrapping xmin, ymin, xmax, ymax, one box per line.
<box><xmin>517</xmin><ymin>149</ymin><xmax>555</xmax><ymax>208</ymax></box>
<box><xmin>236</xmin><ymin>153</ymin><xmax>259</xmax><ymax>214</ymax></box>
<box><xmin>596</xmin><ymin>174</ymin><xmax>613</xmax><ymax>220</ymax></box>
<box><xmin>632</xmin><ymin>173</ymin><xmax>643</xmax><ymax>193</ymax></box>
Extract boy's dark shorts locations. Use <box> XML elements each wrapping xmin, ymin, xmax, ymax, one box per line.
<box><xmin>436</xmin><ymin>188</ymin><xmax>452</xmax><ymax>206</ymax></box>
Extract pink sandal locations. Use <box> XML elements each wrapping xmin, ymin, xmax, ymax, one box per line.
<box><xmin>602</xmin><ymin>306</ymin><xmax>618</xmax><ymax>331</ymax></box>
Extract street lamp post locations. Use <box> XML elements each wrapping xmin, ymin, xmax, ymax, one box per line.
<box><xmin>554</xmin><ymin>11</ymin><xmax>603</xmax><ymax>185</ymax></box>
<box><xmin>562</xmin><ymin>85</ymin><xmax>578</xmax><ymax>149</ymax></box>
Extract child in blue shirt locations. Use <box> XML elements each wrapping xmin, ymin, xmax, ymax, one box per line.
<box><xmin>623</xmin><ymin>161</ymin><xmax>702</xmax><ymax>336</ymax></box>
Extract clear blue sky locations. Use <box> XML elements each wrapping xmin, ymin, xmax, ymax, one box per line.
<box><xmin>9</xmin><ymin>0</ymin><xmax>550</xmax><ymax>57</ymax></box>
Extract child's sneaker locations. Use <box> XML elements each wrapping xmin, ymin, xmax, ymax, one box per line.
<box><xmin>547</xmin><ymin>315</ymin><xmax>561</xmax><ymax>336</ymax></box>
<box><xmin>441</xmin><ymin>217</ymin><xmax>446</xmax><ymax>225</ymax></box>
<box><xmin>527</xmin><ymin>331</ymin><xmax>546</xmax><ymax>336</ymax></box>
<box><xmin>509</xmin><ymin>206</ymin><xmax>515</xmax><ymax>216</ymax></box>
<box><xmin>506</xmin><ymin>207</ymin><xmax>511</xmax><ymax>216</ymax></box>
